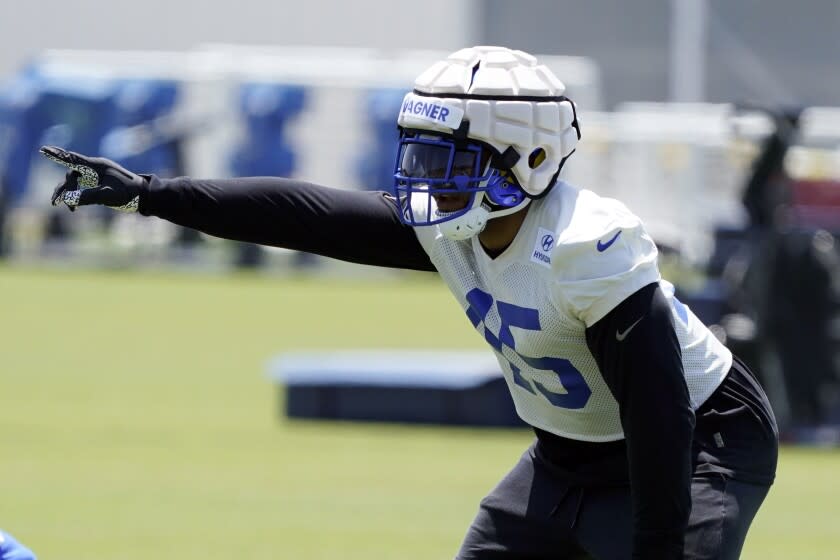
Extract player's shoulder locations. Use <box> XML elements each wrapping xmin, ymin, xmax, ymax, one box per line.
<box><xmin>524</xmin><ymin>181</ymin><xmax>658</xmax><ymax>281</ymax></box>
<box><xmin>541</xmin><ymin>181</ymin><xmax>642</xmax><ymax>242</ymax></box>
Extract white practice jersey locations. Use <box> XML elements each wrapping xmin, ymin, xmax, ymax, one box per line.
<box><xmin>412</xmin><ymin>182</ymin><xmax>732</xmax><ymax>441</ymax></box>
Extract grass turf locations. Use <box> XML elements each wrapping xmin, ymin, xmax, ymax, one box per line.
<box><xmin>0</xmin><ymin>265</ymin><xmax>838</xmax><ymax>558</ymax></box>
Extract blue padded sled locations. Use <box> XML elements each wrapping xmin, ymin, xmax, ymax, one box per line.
<box><xmin>268</xmin><ymin>350</ymin><xmax>524</xmax><ymax>427</ymax></box>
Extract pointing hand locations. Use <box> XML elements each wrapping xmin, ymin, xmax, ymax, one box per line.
<box><xmin>40</xmin><ymin>146</ymin><xmax>147</xmax><ymax>212</ymax></box>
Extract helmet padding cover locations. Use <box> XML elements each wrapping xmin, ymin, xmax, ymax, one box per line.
<box><xmin>397</xmin><ymin>46</ymin><xmax>580</xmax><ymax>198</ymax></box>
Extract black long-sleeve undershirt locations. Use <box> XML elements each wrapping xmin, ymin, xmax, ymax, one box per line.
<box><xmin>138</xmin><ymin>175</ymin><xmax>435</xmax><ymax>272</ymax></box>
<box><xmin>585</xmin><ymin>283</ymin><xmax>694</xmax><ymax>559</ymax></box>
<box><xmin>138</xmin><ymin>175</ymin><xmax>694</xmax><ymax>558</ymax></box>
<box><xmin>534</xmin><ymin>284</ymin><xmax>693</xmax><ymax>559</ymax></box>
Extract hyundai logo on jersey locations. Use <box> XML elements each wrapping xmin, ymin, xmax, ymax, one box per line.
<box><xmin>541</xmin><ymin>234</ymin><xmax>555</xmax><ymax>252</ymax></box>
<box><xmin>531</xmin><ymin>227</ymin><xmax>555</xmax><ymax>268</ymax></box>
<box><xmin>399</xmin><ymin>93</ymin><xmax>464</xmax><ymax>129</ymax></box>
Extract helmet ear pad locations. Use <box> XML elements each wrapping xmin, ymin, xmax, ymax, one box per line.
<box><xmin>485</xmin><ymin>169</ymin><xmax>527</xmax><ymax>208</ymax></box>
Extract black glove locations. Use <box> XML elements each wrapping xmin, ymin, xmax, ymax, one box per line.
<box><xmin>40</xmin><ymin>146</ymin><xmax>148</xmax><ymax>212</ymax></box>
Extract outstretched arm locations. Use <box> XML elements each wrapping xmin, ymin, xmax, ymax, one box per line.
<box><xmin>139</xmin><ymin>176</ymin><xmax>435</xmax><ymax>271</ymax></box>
<box><xmin>41</xmin><ymin>146</ymin><xmax>435</xmax><ymax>272</ymax></box>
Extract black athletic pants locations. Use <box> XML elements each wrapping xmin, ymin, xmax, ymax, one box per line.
<box><xmin>456</xmin><ymin>358</ymin><xmax>779</xmax><ymax>559</ymax></box>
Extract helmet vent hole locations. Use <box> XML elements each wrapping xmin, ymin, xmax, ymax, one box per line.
<box><xmin>468</xmin><ymin>62</ymin><xmax>481</xmax><ymax>91</ymax></box>
<box><xmin>528</xmin><ymin>148</ymin><xmax>547</xmax><ymax>169</ymax></box>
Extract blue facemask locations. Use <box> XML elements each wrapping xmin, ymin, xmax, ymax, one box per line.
<box><xmin>393</xmin><ymin>132</ymin><xmax>526</xmax><ymax>227</ymax></box>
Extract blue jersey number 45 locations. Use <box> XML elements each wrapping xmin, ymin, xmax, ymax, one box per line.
<box><xmin>465</xmin><ymin>288</ymin><xmax>592</xmax><ymax>410</ymax></box>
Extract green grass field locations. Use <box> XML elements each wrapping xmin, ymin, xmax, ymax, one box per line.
<box><xmin>1</xmin><ymin>265</ymin><xmax>838</xmax><ymax>559</ymax></box>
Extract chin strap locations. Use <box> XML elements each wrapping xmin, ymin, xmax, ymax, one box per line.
<box><xmin>438</xmin><ymin>204</ymin><xmax>490</xmax><ymax>241</ymax></box>
<box><xmin>437</xmin><ymin>192</ymin><xmax>531</xmax><ymax>241</ymax></box>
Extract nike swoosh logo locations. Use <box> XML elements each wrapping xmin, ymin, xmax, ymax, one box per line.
<box><xmin>616</xmin><ymin>316</ymin><xmax>644</xmax><ymax>341</ymax></box>
<box><xmin>597</xmin><ymin>230</ymin><xmax>622</xmax><ymax>252</ymax></box>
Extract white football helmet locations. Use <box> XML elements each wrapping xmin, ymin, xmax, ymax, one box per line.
<box><xmin>393</xmin><ymin>46</ymin><xmax>580</xmax><ymax>240</ymax></box>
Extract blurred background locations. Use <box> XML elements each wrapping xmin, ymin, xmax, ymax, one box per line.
<box><xmin>1</xmin><ymin>0</ymin><xmax>839</xmax><ymax>558</ymax></box>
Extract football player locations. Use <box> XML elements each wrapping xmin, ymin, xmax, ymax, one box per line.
<box><xmin>42</xmin><ymin>46</ymin><xmax>778</xmax><ymax>559</ymax></box>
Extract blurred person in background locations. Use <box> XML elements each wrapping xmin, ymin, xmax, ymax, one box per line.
<box><xmin>0</xmin><ymin>530</ymin><xmax>37</xmax><ymax>560</ymax></box>
<box><xmin>42</xmin><ymin>46</ymin><xmax>778</xmax><ymax>560</ymax></box>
